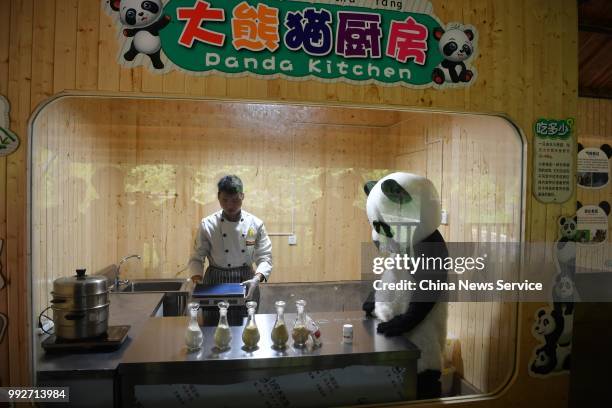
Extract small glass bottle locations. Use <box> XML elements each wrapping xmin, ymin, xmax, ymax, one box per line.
<box><xmin>292</xmin><ymin>299</ymin><xmax>310</xmax><ymax>348</ymax></box>
<box><xmin>185</xmin><ymin>302</ymin><xmax>203</xmax><ymax>351</ymax></box>
<box><xmin>214</xmin><ymin>301</ymin><xmax>232</xmax><ymax>351</ymax></box>
<box><xmin>271</xmin><ymin>300</ymin><xmax>289</xmax><ymax>349</ymax></box>
<box><xmin>242</xmin><ymin>301</ymin><xmax>260</xmax><ymax>349</ymax></box>
<box><xmin>306</xmin><ymin>315</ymin><xmax>322</xmax><ymax>348</ymax></box>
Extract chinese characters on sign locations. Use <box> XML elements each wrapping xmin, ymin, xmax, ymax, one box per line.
<box><xmin>105</xmin><ymin>0</ymin><xmax>478</xmax><ymax>88</ymax></box>
<box><xmin>533</xmin><ymin>118</ymin><xmax>574</xmax><ymax>203</ymax></box>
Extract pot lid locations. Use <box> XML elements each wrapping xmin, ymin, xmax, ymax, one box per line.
<box><xmin>52</xmin><ymin>269</ymin><xmax>108</xmax><ymax>296</ymax></box>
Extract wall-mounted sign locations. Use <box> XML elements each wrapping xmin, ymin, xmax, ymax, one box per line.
<box><xmin>105</xmin><ymin>0</ymin><xmax>478</xmax><ymax>88</ymax></box>
<box><xmin>576</xmin><ymin>201</ymin><xmax>610</xmax><ymax>245</ymax></box>
<box><xmin>0</xmin><ymin>95</ymin><xmax>19</xmax><ymax>157</ymax></box>
<box><xmin>533</xmin><ymin>118</ymin><xmax>574</xmax><ymax>203</ymax></box>
<box><xmin>577</xmin><ymin>144</ymin><xmax>611</xmax><ymax>189</ymax></box>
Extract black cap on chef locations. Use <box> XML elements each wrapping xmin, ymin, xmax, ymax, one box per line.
<box><xmin>217</xmin><ymin>175</ymin><xmax>243</xmax><ymax>195</ymax></box>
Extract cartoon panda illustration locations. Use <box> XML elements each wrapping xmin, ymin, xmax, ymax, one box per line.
<box><xmin>432</xmin><ymin>25</ymin><xmax>476</xmax><ymax>85</ymax></box>
<box><xmin>362</xmin><ymin>173</ymin><xmax>448</xmax><ymax>399</ymax></box>
<box><xmin>533</xmin><ymin>308</ymin><xmax>562</xmax><ymax>341</ymax></box>
<box><xmin>533</xmin><ymin>307</ymin><xmax>572</xmax><ymax>346</ymax></box>
<box><xmin>531</xmin><ymin>307</ymin><xmax>572</xmax><ymax>375</ymax></box>
<box><xmin>558</xmin><ymin>215</ymin><xmax>577</xmax><ymax>240</ymax></box>
<box><xmin>531</xmin><ymin>344</ymin><xmax>571</xmax><ymax>375</ymax></box>
<box><xmin>109</xmin><ymin>0</ymin><xmax>171</xmax><ymax>69</ymax></box>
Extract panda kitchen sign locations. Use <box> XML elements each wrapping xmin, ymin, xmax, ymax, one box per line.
<box><xmin>104</xmin><ymin>0</ymin><xmax>478</xmax><ymax>88</ymax></box>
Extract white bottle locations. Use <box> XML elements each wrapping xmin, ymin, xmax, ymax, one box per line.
<box><xmin>185</xmin><ymin>302</ymin><xmax>203</xmax><ymax>351</ymax></box>
<box><xmin>342</xmin><ymin>324</ymin><xmax>353</xmax><ymax>344</ymax></box>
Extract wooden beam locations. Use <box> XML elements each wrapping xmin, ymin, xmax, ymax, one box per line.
<box><xmin>579</xmin><ymin>22</ymin><xmax>612</xmax><ymax>35</ymax></box>
<box><xmin>579</xmin><ymin>87</ymin><xmax>612</xmax><ymax>99</ymax></box>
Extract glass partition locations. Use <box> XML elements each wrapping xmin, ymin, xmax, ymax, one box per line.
<box><xmin>31</xmin><ymin>95</ymin><xmax>524</xmax><ymax>399</ymax></box>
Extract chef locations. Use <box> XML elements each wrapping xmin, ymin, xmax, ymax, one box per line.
<box><xmin>188</xmin><ymin>175</ymin><xmax>272</xmax><ymax>305</ymax></box>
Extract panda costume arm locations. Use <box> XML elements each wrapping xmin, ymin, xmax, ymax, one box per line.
<box><xmin>376</xmin><ymin>230</ymin><xmax>449</xmax><ymax>336</ymax></box>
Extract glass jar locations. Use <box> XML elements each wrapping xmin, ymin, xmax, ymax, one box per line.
<box><xmin>214</xmin><ymin>301</ymin><xmax>232</xmax><ymax>351</ymax></box>
<box><xmin>271</xmin><ymin>300</ymin><xmax>289</xmax><ymax>349</ymax></box>
<box><xmin>292</xmin><ymin>299</ymin><xmax>310</xmax><ymax>348</ymax></box>
<box><xmin>241</xmin><ymin>300</ymin><xmax>260</xmax><ymax>349</ymax></box>
<box><xmin>185</xmin><ymin>302</ymin><xmax>203</xmax><ymax>351</ymax></box>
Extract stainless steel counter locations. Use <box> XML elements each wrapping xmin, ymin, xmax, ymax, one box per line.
<box><xmin>36</xmin><ymin>292</ymin><xmax>164</xmax><ymax>376</ymax></box>
<box><xmin>118</xmin><ymin>311</ymin><xmax>420</xmax><ymax>406</ymax></box>
<box><xmin>121</xmin><ymin>311</ymin><xmax>419</xmax><ymax>366</ymax></box>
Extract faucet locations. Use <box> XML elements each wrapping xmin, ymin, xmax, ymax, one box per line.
<box><xmin>113</xmin><ymin>254</ymin><xmax>141</xmax><ymax>291</ymax></box>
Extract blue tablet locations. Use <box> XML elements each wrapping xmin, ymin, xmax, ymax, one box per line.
<box><xmin>192</xmin><ymin>283</ymin><xmax>245</xmax><ymax>298</ymax></box>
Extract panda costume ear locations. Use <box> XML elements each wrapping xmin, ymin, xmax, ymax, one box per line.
<box><xmin>364</xmin><ymin>180</ymin><xmax>377</xmax><ymax>196</ymax></box>
<box><xmin>433</xmin><ymin>27</ymin><xmax>445</xmax><ymax>41</ymax></box>
<box><xmin>537</xmin><ymin>309</ymin><xmax>546</xmax><ymax>318</ymax></box>
<box><xmin>558</xmin><ymin>217</ymin><xmax>566</xmax><ymax>226</ymax></box>
<box><xmin>464</xmin><ymin>29</ymin><xmax>474</xmax><ymax>41</ymax></box>
<box><xmin>599</xmin><ymin>201</ymin><xmax>611</xmax><ymax>216</ymax></box>
<box><xmin>109</xmin><ymin>0</ymin><xmax>121</xmax><ymax>11</ymax></box>
<box><xmin>601</xmin><ymin>144</ymin><xmax>612</xmax><ymax>158</ymax></box>
<box><xmin>577</xmin><ymin>143</ymin><xmax>584</xmax><ymax>153</ymax></box>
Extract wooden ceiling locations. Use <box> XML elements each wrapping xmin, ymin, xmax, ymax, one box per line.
<box><xmin>579</xmin><ymin>0</ymin><xmax>612</xmax><ymax>99</ymax></box>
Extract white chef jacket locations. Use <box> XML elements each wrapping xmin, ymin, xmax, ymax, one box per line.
<box><xmin>188</xmin><ymin>210</ymin><xmax>273</xmax><ymax>280</ymax></box>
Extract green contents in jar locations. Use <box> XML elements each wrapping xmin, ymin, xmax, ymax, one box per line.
<box><xmin>214</xmin><ymin>326</ymin><xmax>232</xmax><ymax>350</ymax></box>
<box><xmin>292</xmin><ymin>325</ymin><xmax>310</xmax><ymax>346</ymax></box>
<box><xmin>242</xmin><ymin>324</ymin><xmax>260</xmax><ymax>349</ymax></box>
<box><xmin>271</xmin><ymin>323</ymin><xmax>289</xmax><ymax>348</ymax></box>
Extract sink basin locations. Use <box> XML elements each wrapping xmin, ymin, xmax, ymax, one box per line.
<box><xmin>122</xmin><ymin>280</ymin><xmax>184</xmax><ymax>292</ymax></box>
<box><xmin>117</xmin><ymin>279</ymin><xmax>191</xmax><ymax>316</ymax></box>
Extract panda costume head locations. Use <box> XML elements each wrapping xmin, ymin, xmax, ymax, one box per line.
<box><xmin>364</xmin><ymin>172</ymin><xmax>441</xmax><ymax>254</ymax></box>
<box><xmin>113</xmin><ymin>0</ymin><xmax>163</xmax><ymax>28</ymax></box>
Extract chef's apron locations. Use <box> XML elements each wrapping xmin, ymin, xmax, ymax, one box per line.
<box><xmin>200</xmin><ymin>264</ymin><xmax>260</xmax><ymax>325</ymax></box>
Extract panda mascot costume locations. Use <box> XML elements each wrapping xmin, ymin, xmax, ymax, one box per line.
<box><xmin>362</xmin><ymin>172</ymin><xmax>448</xmax><ymax>399</ymax></box>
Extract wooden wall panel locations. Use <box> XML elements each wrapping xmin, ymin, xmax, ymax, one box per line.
<box><xmin>0</xmin><ymin>1</ymin><xmax>578</xmax><ymax>407</ymax></box>
<box><xmin>0</xmin><ymin>0</ymin><xmax>10</xmax><ymax>390</ymax></box>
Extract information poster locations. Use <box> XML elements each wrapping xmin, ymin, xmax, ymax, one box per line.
<box><xmin>533</xmin><ymin>118</ymin><xmax>574</xmax><ymax>203</ymax></box>
<box><xmin>576</xmin><ymin>204</ymin><xmax>609</xmax><ymax>245</ymax></box>
<box><xmin>577</xmin><ymin>144</ymin><xmax>611</xmax><ymax>189</ymax></box>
